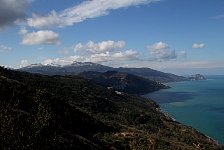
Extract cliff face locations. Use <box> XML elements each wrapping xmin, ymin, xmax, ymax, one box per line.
<box><xmin>0</xmin><ymin>67</ymin><xmax>222</xmax><ymax>149</ymax></box>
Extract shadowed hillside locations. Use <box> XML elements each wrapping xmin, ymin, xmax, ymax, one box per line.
<box><xmin>80</xmin><ymin>71</ymin><xmax>169</xmax><ymax>95</ymax></box>
<box><xmin>0</xmin><ymin>66</ymin><xmax>222</xmax><ymax>149</ymax></box>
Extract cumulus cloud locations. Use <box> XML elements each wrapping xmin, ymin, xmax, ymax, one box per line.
<box><xmin>74</xmin><ymin>40</ymin><xmax>125</xmax><ymax>53</ymax></box>
<box><xmin>112</xmin><ymin>50</ymin><xmax>139</xmax><ymax>60</ymax></box>
<box><xmin>43</xmin><ymin>50</ymin><xmax>139</xmax><ymax>65</ymax></box>
<box><xmin>43</xmin><ymin>56</ymin><xmax>86</xmax><ymax>65</ymax></box>
<box><xmin>0</xmin><ymin>0</ymin><xmax>30</xmax><ymax>28</ymax></box>
<box><xmin>20</xmin><ymin>29</ymin><xmax>60</xmax><ymax>45</ymax></box>
<box><xmin>192</xmin><ymin>43</ymin><xmax>205</xmax><ymax>49</ymax></box>
<box><xmin>41</xmin><ymin>40</ymin><xmax>189</xmax><ymax>66</ymax></box>
<box><xmin>27</xmin><ymin>0</ymin><xmax>160</xmax><ymax>29</ymax></box>
<box><xmin>147</xmin><ymin>41</ymin><xmax>177</xmax><ymax>61</ymax></box>
<box><xmin>0</xmin><ymin>45</ymin><xmax>12</xmax><ymax>52</ymax></box>
<box><xmin>74</xmin><ymin>43</ymin><xmax>84</xmax><ymax>51</ymax></box>
<box><xmin>42</xmin><ymin>40</ymin><xmax>139</xmax><ymax>65</ymax></box>
<box><xmin>87</xmin><ymin>50</ymin><xmax>138</xmax><ymax>62</ymax></box>
<box><xmin>20</xmin><ymin>59</ymin><xmax>29</xmax><ymax>67</ymax></box>
<box><xmin>90</xmin><ymin>52</ymin><xmax>111</xmax><ymax>62</ymax></box>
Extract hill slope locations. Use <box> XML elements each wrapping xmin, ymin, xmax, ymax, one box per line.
<box><xmin>80</xmin><ymin>71</ymin><xmax>169</xmax><ymax>95</ymax></box>
<box><xmin>0</xmin><ymin>67</ymin><xmax>222</xmax><ymax>149</ymax></box>
<box><xmin>19</xmin><ymin>62</ymin><xmax>187</xmax><ymax>82</ymax></box>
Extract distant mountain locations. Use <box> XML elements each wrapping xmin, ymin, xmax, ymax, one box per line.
<box><xmin>80</xmin><ymin>71</ymin><xmax>169</xmax><ymax>95</ymax></box>
<box><xmin>19</xmin><ymin>62</ymin><xmax>111</xmax><ymax>76</ymax></box>
<box><xmin>19</xmin><ymin>62</ymin><xmax>187</xmax><ymax>82</ymax></box>
<box><xmin>115</xmin><ymin>67</ymin><xmax>187</xmax><ymax>83</ymax></box>
<box><xmin>189</xmin><ymin>74</ymin><xmax>206</xmax><ymax>80</ymax></box>
<box><xmin>19</xmin><ymin>63</ymin><xmax>64</xmax><ymax>75</ymax></box>
<box><xmin>0</xmin><ymin>66</ymin><xmax>221</xmax><ymax>149</ymax></box>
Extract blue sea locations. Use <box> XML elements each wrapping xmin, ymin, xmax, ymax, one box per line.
<box><xmin>144</xmin><ymin>75</ymin><xmax>224</xmax><ymax>144</ymax></box>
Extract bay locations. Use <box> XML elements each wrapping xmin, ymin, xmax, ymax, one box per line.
<box><xmin>144</xmin><ymin>75</ymin><xmax>224</xmax><ymax>144</ymax></box>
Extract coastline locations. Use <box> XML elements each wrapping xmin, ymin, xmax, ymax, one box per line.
<box><xmin>157</xmin><ymin>104</ymin><xmax>219</xmax><ymax>145</ymax></box>
<box><xmin>143</xmin><ymin>77</ymin><xmax>224</xmax><ymax>145</ymax></box>
<box><xmin>153</xmin><ymin>98</ymin><xmax>220</xmax><ymax>146</ymax></box>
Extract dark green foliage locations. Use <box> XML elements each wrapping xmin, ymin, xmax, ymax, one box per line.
<box><xmin>0</xmin><ymin>66</ymin><xmax>222</xmax><ymax>149</ymax></box>
<box><xmin>80</xmin><ymin>71</ymin><xmax>169</xmax><ymax>95</ymax></box>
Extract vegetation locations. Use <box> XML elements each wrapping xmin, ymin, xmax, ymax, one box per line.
<box><xmin>0</xmin><ymin>66</ymin><xmax>223</xmax><ymax>149</ymax></box>
<box><xmin>79</xmin><ymin>71</ymin><xmax>169</xmax><ymax>95</ymax></box>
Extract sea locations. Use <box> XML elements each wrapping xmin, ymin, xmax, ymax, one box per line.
<box><xmin>144</xmin><ymin>75</ymin><xmax>224</xmax><ymax>144</ymax></box>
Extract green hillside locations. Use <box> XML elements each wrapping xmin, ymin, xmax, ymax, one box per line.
<box><xmin>0</xmin><ymin>67</ymin><xmax>222</xmax><ymax>149</ymax></box>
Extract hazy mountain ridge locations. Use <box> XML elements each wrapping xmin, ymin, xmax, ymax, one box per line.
<box><xmin>19</xmin><ymin>62</ymin><xmax>187</xmax><ymax>82</ymax></box>
<box><xmin>0</xmin><ymin>66</ymin><xmax>222</xmax><ymax>149</ymax></box>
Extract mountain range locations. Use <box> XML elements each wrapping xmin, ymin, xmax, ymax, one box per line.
<box><xmin>19</xmin><ymin>62</ymin><xmax>187</xmax><ymax>83</ymax></box>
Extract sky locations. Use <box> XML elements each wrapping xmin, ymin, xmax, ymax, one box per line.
<box><xmin>0</xmin><ymin>0</ymin><xmax>224</xmax><ymax>75</ymax></box>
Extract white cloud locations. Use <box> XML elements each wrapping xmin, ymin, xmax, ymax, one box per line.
<box><xmin>43</xmin><ymin>58</ymin><xmax>54</xmax><ymax>65</ymax></box>
<box><xmin>74</xmin><ymin>40</ymin><xmax>138</xmax><ymax>62</ymax></box>
<box><xmin>88</xmin><ymin>50</ymin><xmax>138</xmax><ymax>62</ymax></box>
<box><xmin>74</xmin><ymin>40</ymin><xmax>125</xmax><ymax>53</ymax></box>
<box><xmin>74</xmin><ymin>43</ymin><xmax>84</xmax><ymax>51</ymax></box>
<box><xmin>27</xmin><ymin>11</ymin><xmax>63</xmax><ymax>29</ymax></box>
<box><xmin>147</xmin><ymin>41</ymin><xmax>177</xmax><ymax>60</ymax></box>
<box><xmin>19</xmin><ymin>27</ymin><xmax>28</xmax><ymax>35</ymax></box>
<box><xmin>20</xmin><ymin>30</ymin><xmax>60</xmax><ymax>45</ymax></box>
<box><xmin>43</xmin><ymin>49</ymin><xmax>139</xmax><ymax>65</ymax></box>
<box><xmin>192</xmin><ymin>43</ymin><xmax>205</xmax><ymax>49</ymax></box>
<box><xmin>42</xmin><ymin>40</ymin><xmax>139</xmax><ymax>65</ymax></box>
<box><xmin>90</xmin><ymin>52</ymin><xmax>111</xmax><ymax>62</ymax></box>
<box><xmin>0</xmin><ymin>0</ymin><xmax>30</xmax><ymax>28</ymax></box>
<box><xmin>0</xmin><ymin>44</ymin><xmax>12</xmax><ymax>52</ymax></box>
<box><xmin>27</xmin><ymin>0</ymin><xmax>160</xmax><ymax>29</ymax></box>
<box><xmin>178</xmin><ymin>50</ymin><xmax>187</xmax><ymax>58</ymax></box>
<box><xmin>20</xmin><ymin>59</ymin><xmax>29</xmax><ymax>67</ymax></box>
<box><xmin>148</xmin><ymin>41</ymin><xmax>169</xmax><ymax>51</ymax></box>
<box><xmin>43</xmin><ymin>56</ymin><xmax>86</xmax><ymax>65</ymax></box>
<box><xmin>112</xmin><ymin>50</ymin><xmax>138</xmax><ymax>60</ymax></box>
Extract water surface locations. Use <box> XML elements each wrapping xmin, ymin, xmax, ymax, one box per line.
<box><xmin>145</xmin><ymin>75</ymin><xmax>224</xmax><ymax>144</ymax></box>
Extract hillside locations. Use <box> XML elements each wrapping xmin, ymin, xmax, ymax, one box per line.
<box><xmin>79</xmin><ymin>71</ymin><xmax>169</xmax><ymax>95</ymax></box>
<box><xmin>116</xmin><ymin>67</ymin><xmax>187</xmax><ymax>83</ymax></box>
<box><xmin>19</xmin><ymin>62</ymin><xmax>187</xmax><ymax>82</ymax></box>
<box><xmin>0</xmin><ymin>66</ymin><xmax>222</xmax><ymax>149</ymax></box>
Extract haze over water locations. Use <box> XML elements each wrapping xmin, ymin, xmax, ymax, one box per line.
<box><xmin>145</xmin><ymin>75</ymin><xmax>224</xmax><ymax>144</ymax></box>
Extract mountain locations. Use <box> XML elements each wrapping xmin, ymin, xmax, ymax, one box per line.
<box><xmin>79</xmin><ymin>71</ymin><xmax>169</xmax><ymax>95</ymax></box>
<box><xmin>115</xmin><ymin>67</ymin><xmax>187</xmax><ymax>83</ymax></box>
<box><xmin>0</xmin><ymin>66</ymin><xmax>222</xmax><ymax>149</ymax></box>
<box><xmin>19</xmin><ymin>62</ymin><xmax>187</xmax><ymax>82</ymax></box>
<box><xmin>189</xmin><ymin>74</ymin><xmax>206</xmax><ymax>80</ymax></box>
<box><xmin>19</xmin><ymin>62</ymin><xmax>111</xmax><ymax>76</ymax></box>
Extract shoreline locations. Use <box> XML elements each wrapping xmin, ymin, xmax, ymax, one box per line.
<box><xmin>143</xmin><ymin>79</ymin><xmax>223</xmax><ymax>145</ymax></box>
<box><xmin>156</xmin><ymin>105</ymin><xmax>220</xmax><ymax>145</ymax></box>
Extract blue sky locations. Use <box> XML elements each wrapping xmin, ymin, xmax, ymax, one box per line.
<box><xmin>0</xmin><ymin>0</ymin><xmax>224</xmax><ymax>75</ymax></box>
